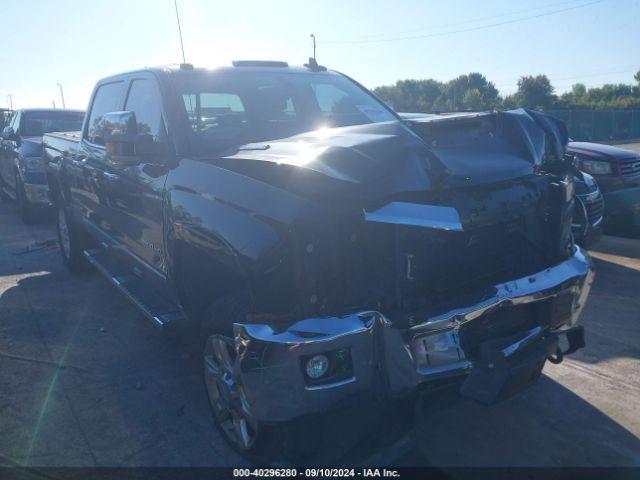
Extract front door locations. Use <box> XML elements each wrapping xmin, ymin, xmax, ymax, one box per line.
<box><xmin>100</xmin><ymin>76</ymin><xmax>169</xmax><ymax>275</ymax></box>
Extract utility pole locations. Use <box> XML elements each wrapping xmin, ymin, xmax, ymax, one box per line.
<box><xmin>174</xmin><ymin>0</ymin><xmax>187</xmax><ymax>64</ymax></box>
<box><xmin>57</xmin><ymin>83</ymin><xmax>66</xmax><ymax>108</ymax></box>
<box><xmin>310</xmin><ymin>34</ymin><xmax>316</xmax><ymax>61</ymax></box>
<box><xmin>7</xmin><ymin>95</ymin><xmax>13</xmax><ymax>110</ymax></box>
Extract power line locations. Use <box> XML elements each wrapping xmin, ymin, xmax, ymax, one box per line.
<box><xmin>332</xmin><ymin>0</ymin><xmax>587</xmax><ymax>42</ymax></box>
<box><xmin>322</xmin><ymin>0</ymin><xmax>604</xmax><ymax>45</ymax></box>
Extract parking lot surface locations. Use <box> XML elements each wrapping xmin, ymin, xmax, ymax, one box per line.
<box><xmin>1</xmin><ymin>200</ymin><xmax>639</xmax><ymax>468</ymax></box>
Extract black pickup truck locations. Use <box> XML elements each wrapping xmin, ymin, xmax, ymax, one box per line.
<box><xmin>1</xmin><ymin>108</ymin><xmax>84</xmax><ymax>222</ymax></box>
<box><xmin>45</xmin><ymin>61</ymin><xmax>593</xmax><ymax>457</ymax></box>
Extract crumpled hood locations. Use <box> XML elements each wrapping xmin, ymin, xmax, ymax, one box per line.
<box><xmin>209</xmin><ymin>108</ymin><xmax>568</xmax><ymax>202</ymax></box>
<box><xmin>568</xmin><ymin>141</ymin><xmax>638</xmax><ymax>161</ymax></box>
<box><xmin>217</xmin><ymin>122</ymin><xmax>435</xmax><ymax>199</ymax></box>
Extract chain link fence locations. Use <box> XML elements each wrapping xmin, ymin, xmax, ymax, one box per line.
<box><xmin>547</xmin><ymin>109</ymin><xmax>640</xmax><ymax>143</ymax></box>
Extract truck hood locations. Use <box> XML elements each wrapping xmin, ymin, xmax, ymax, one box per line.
<box><xmin>567</xmin><ymin>141</ymin><xmax>638</xmax><ymax>161</ymax></box>
<box><xmin>208</xmin><ymin>108</ymin><xmax>567</xmax><ymax>202</ymax></box>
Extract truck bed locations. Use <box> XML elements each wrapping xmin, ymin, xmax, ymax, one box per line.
<box><xmin>43</xmin><ymin>131</ymin><xmax>81</xmax><ymax>205</ymax></box>
<box><xmin>43</xmin><ymin>130</ymin><xmax>81</xmax><ymax>155</ymax></box>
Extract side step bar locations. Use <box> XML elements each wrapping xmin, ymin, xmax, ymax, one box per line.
<box><xmin>83</xmin><ymin>248</ymin><xmax>186</xmax><ymax>329</ymax></box>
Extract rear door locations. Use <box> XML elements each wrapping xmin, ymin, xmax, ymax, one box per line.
<box><xmin>99</xmin><ymin>75</ymin><xmax>170</xmax><ymax>274</ymax></box>
<box><xmin>66</xmin><ymin>81</ymin><xmax>125</xmax><ymax>237</ymax></box>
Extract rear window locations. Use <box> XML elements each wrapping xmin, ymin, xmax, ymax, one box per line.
<box><xmin>21</xmin><ymin>111</ymin><xmax>85</xmax><ymax>136</ymax></box>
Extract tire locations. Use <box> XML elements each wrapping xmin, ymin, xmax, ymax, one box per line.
<box><xmin>200</xmin><ymin>293</ymin><xmax>319</xmax><ymax>463</ymax></box>
<box><xmin>0</xmin><ymin>175</ymin><xmax>11</xmax><ymax>202</ymax></box>
<box><xmin>56</xmin><ymin>204</ymin><xmax>90</xmax><ymax>272</ymax></box>
<box><xmin>15</xmin><ymin>174</ymin><xmax>38</xmax><ymax>224</ymax></box>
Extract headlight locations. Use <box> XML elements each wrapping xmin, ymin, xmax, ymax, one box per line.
<box><xmin>305</xmin><ymin>354</ymin><xmax>329</xmax><ymax>379</ymax></box>
<box><xmin>23</xmin><ymin>156</ymin><xmax>44</xmax><ymax>172</ymax></box>
<box><xmin>580</xmin><ymin>159</ymin><xmax>611</xmax><ymax>175</ymax></box>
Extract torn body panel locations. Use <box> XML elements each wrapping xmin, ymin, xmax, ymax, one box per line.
<box><xmin>234</xmin><ymin>247</ymin><xmax>592</xmax><ymax>422</ymax></box>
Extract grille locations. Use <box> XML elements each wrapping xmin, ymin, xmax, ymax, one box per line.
<box><xmin>619</xmin><ymin>157</ymin><xmax>640</xmax><ymax>178</ymax></box>
<box><xmin>585</xmin><ymin>192</ymin><xmax>604</xmax><ymax>225</ymax></box>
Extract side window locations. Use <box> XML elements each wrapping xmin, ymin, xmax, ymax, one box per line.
<box><xmin>86</xmin><ymin>82</ymin><xmax>125</xmax><ymax>145</ymax></box>
<box><xmin>124</xmin><ymin>79</ymin><xmax>164</xmax><ymax>140</ymax></box>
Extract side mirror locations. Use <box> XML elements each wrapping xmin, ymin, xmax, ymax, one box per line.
<box><xmin>2</xmin><ymin>126</ymin><xmax>17</xmax><ymax>141</ymax></box>
<box><xmin>102</xmin><ymin>111</ymin><xmax>167</xmax><ymax>168</ymax></box>
<box><xmin>102</xmin><ymin>111</ymin><xmax>144</xmax><ymax>167</ymax></box>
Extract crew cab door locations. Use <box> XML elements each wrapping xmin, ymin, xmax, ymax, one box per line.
<box><xmin>64</xmin><ymin>81</ymin><xmax>126</xmax><ymax>236</ymax></box>
<box><xmin>100</xmin><ymin>76</ymin><xmax>170</xmax><ymax>274</ymax></box>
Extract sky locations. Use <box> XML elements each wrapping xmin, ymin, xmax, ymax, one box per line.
<box><xmin>0</xmin><ymin>0</ymin><xmax>638</xmax><ymax>110</ymax></box>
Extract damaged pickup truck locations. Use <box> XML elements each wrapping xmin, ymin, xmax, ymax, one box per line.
<box><xmin>46</xmin><ymin>60</ymin><xmax>593</xmax><ymax>455</ymax></box>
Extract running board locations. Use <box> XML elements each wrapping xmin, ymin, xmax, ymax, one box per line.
<box><xmin>83</xmin><ymin>248</ymin><xmax>185</xmax><ymax>329</ymax></box>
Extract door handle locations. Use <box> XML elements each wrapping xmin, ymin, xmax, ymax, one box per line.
<box><xmin>71</xmin><ymin>157</ymin><xmax>86</xmax><ymax>167</ymax></box>
<box><xmin>103</xmin><ymin>172</ymin><xmax>120</xmax><ymax>182</ymax></box>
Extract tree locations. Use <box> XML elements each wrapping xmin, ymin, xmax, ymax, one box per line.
<box><xmin>462</xmin><ymin>89</ymin><xmax>485</xmax><ymax>110</ymax></box>
<box><xmin>374</xmin><ymin>70</ymin><xmax>640</xmax><ymax>113</ymax></box>
<box><xmin>440</xmin><ymin>73</ymin><xmax>499</xmax><ymax>110</ymax></box>
<box><xmin>373</xmin><ymin>79</ymin><xmax>444</xmax><ymax>112</ymax></box>
<box><xmin>571</xmin><ymin>83</ymin><xmax>587</xmax><ymax>98</ymax></box>
<box><xmin>515</xmin><ymin>75</ymin><xmax>556</xmax><ymax>110</ymax></box>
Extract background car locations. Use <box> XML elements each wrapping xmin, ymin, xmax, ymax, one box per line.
<box><xmin>0</xmin><ymin>108</ymin><xmax>84</xmax><ymax>222</ymax></box>
<box><xmin>568</xmin><ymin>141</ymin><xmax>640</xmax><ymax>237</ymax></box>
<box><xmin>572</xmin><ymin>170</ymin><xmax>604</xmax><ymax>248</ymax></box>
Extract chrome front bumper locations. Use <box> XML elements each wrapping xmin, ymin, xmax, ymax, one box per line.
<box><xmin>234</xmin><ymin>247</ymin><xmax>594</xmax><ymax>422</ymax></box>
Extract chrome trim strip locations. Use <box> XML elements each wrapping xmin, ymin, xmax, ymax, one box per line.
<box><xmin>304</xmin><ymin>377</ymin><xmax>356</xmax><ymax>391</ymax></box>
<box><xmin>416</xmin><ymin>360</ymin><xmax>473</xmax><ymax>377</ymax></box>
<box><xmin>501</xmin><ymin>326</ymin><xmax>542</xmax><ymax>357</ymax></box>
<box><xmin>364</xmin><ymin>201</ymin><xmax>463</xmax><ymax>231</ymax></box>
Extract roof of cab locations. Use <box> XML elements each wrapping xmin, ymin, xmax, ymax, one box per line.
<box><xmin>99</xmin><ymin>61</ymin><xmax>336</xmax><ymax>83</ymax></box>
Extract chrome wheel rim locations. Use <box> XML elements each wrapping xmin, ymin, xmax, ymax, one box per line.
<box><xmin>58</xmin><ymin>208</ymin><xmax>71</xmax><ymax>259</ymax></box>
<box><xmin>203</xmin><ymin>335</ymin><xmax>258</xmax><ymax>450</ymax></box>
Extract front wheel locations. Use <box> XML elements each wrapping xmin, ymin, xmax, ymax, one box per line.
<box><xmin>200</xmin><ymin>295</ymin><xmax>319</xmax><ymax>463</ymax></box>
<box><xmin>203</xmin><ymin>334</ymin><xmax>261</xmax><ymax>452</ymax></box>
<box><xmin>56</xmin><ymin>205</ymin><xmax>90</xmax><ymax>272</ymax></box>
<box><xmin>15</xmin><ymin>174</ymin><xmax>38</xmax><ymax>224</ymax></box>
<box><xmin>201</xmin><ymin>294</ymin><xmax>267</xmax><ymax>458</ymax></box>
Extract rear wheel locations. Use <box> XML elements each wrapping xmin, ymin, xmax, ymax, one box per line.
<box><xmin>56</xmin><ymin>205</ymin><xmax>90</xmax><ymax>272</ymax></box>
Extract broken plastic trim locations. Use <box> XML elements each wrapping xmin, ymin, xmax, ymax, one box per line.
<box><xmin>363</xmin><ymin>201</ymin><xmax>463</xmax><ymax>231</ymax></box>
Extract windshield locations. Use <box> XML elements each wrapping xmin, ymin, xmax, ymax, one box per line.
<box><xmin>21</xmin><ymin>111</ymin><xmax>85</xmax><ymax>136</ymax></box>
<box><xmin>175</xmin><ymin>71</ymin><xmax>397</xmax><ymax>152</ymax></box>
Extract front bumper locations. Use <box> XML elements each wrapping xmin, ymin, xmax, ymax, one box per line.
<box><xmin>234</xmin><ymin>247</ymin><xmax>594</xmax><ymax>422</ymax></box>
